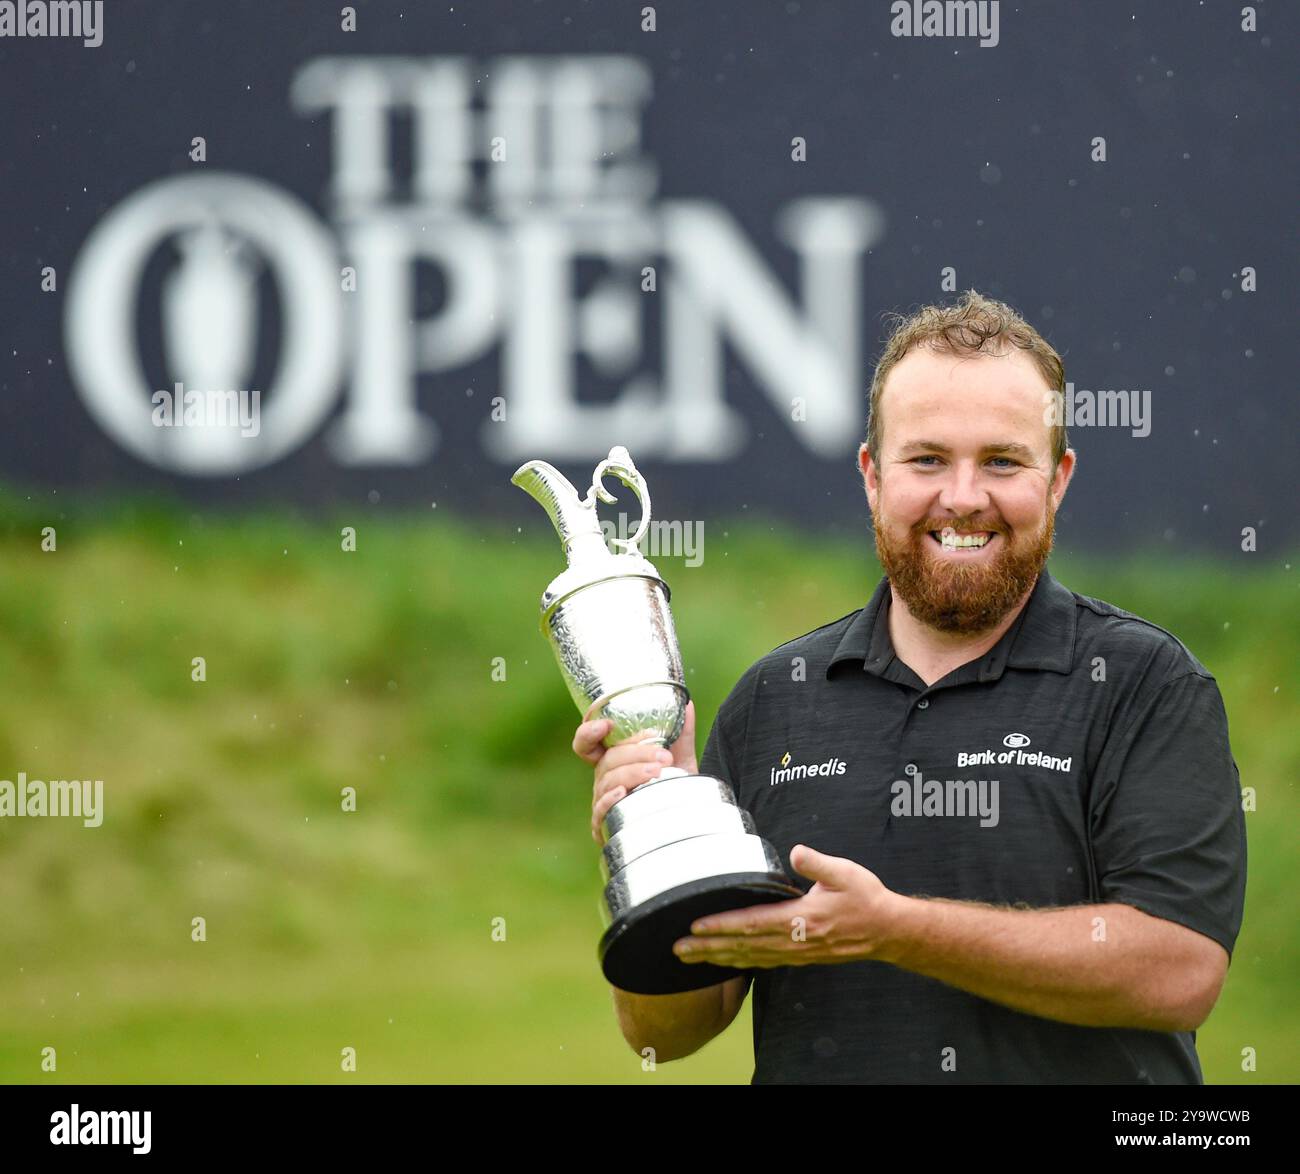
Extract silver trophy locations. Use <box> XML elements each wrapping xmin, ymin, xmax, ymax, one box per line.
<box><xmin>512</xmin><ymin>446</ymin><xmax>801</xmax><ymax>994</ymax></box>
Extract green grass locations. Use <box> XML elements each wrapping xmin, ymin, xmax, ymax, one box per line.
<box><xmin>0</xmin><ymin>490</ymin><xmax>1294</xmax><ymax>1083</ymax></box>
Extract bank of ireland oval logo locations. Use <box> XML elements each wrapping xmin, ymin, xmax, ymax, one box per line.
<box><xmin>1003</xmin><ymin>732</ymin><xmax>1031</xmax><ymax>748</ymax></box>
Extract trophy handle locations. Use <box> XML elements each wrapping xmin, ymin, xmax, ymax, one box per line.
<box><xmin>585</xmin><ymin>445</ymin><xmax>651</xmax><ymax>557</ymax></box>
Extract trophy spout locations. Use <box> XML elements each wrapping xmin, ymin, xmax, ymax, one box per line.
<box><xmin>511</xmin><ymin>459</ymin><xmax>609</xmax><ymax>567</ymax></box>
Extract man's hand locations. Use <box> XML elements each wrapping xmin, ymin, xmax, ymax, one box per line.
<box><xmin>673</xmin><ymin>844</ymin><xmax>905</xmax><ymax>968</ymax></box>
<box><xmin>676</xmin><ymin>844</ymin><xmax>1230</xmax><ymax>1031</ymax></box>
<box><xmin>573</xmin><ymin>700</ymin><xmax>698</xmax><ymax>844</ymax></box>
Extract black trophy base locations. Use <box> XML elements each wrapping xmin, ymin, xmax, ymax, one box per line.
<box><xmin>598</xmin><ymin>872</ymin><xmax>803</xmax><ymax>995</ymax></box>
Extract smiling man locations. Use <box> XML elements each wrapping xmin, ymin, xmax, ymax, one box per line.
<box><xmin>573</xmin><ymin>290</ymin><xmax>1247</xmax><ymax>1083</ymax></box>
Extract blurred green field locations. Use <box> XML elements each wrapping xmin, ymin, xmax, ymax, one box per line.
<box><xmin>0</xmin><ymin>491</ymin><xmax>1294</xmax><ymax>1083</ymax></box>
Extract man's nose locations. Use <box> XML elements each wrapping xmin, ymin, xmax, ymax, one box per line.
<box><xmin>937</xmin><ymin>461</ymin><xmax>991</xmax><ymax>517</ymax></box>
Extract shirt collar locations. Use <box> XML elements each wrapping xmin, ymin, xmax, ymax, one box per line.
<box><xmin>826</xmin><ymin>566</ymin><xmax>1077</xmax><ymax>682</ymax></box>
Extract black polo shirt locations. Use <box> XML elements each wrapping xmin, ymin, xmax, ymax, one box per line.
<box><xmin>698</xmin><ymin>566</ymin><xmax>1247</xmax><ymax>1084</ymax></box>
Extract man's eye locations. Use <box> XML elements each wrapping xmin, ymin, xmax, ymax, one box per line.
<box><xmin>910</xmin><ymin>455</ymin><xmax>1019</xmax><ymax>468</ymax></box>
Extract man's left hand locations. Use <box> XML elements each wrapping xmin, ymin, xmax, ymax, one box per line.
<box><xmin>673</xmin><ymin>844</ymin><xmax>905</xmax><ymax>968</ymax></box>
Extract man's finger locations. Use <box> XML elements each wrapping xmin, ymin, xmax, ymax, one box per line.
<box><xmin>572</xmin><ymin>717</ymin><xmax>613</xmax><ymax>763</ymax></box>
<box><xmin>674</xmin><ymin>936</ymin><xmax>793</xmax><ymax>964</ymax></box>
<box><xmin>591</xmin><ymin>785</ymin><xmax>627</xmax><ymax>843</ymax></box>
<box><xmin>593</xmin><ymin>758</ymin><xmax>671</xmax><ymax>807</ymax></box>
<box><xmin>689</xmin><ymin>899</ymin><xmax>805</xmax><ymax>937</ymax></box>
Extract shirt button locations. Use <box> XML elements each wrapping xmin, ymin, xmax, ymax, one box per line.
<box><xmin>916</xmin><ymin>698</ymin><xmax>930</xmax><ymax>709</ymax></box>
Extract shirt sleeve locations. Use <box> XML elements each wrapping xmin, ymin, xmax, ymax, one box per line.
<box><xmin>698</xmin><ymin>711</ymin><xmax>732</xmax><ymax>785</ymax></box>
<box><xmin>697</xmin><ymin>662</ymin><xmax>758</xmax><ymax>802</ymax></box>
<box><xmin>697</xmin><ymin>666</ymin><xmax>761</xmax><ymax>989</ymax></box>
<box><xmin>1088</xmin><ymin>671</ymin><xmax>1247</xmax><ymax>958</ymax></box>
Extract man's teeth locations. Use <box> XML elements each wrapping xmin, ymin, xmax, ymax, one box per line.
<box><xmin>935</xmin><ymin>531</ymin><xmax>992</xmax><ymax>549</ymax></box>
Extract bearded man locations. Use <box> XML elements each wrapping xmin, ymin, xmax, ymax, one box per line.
<box><xmin>572</xmin><ymin>290</ymin><xmax>1247</xmax><ymax>1084</ymax></box>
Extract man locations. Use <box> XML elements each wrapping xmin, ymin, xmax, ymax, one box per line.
<box><xmin>572</xmin><ymin>290</ymin><xmax>1247</xmax><ymax>1083</ymax></box>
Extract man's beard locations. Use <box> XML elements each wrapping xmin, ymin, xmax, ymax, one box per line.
<box><xmin>872</xmin><ymin>503</ymin><xmax>1056</xmax><ymax>635</ymax></box>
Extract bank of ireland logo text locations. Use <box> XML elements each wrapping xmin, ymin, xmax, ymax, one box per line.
<box><xmin>958</xmin><ymin>732</ymin><xmax>1073</xmax><ymax>772</ymax></box>
<box><xmin>64</xmin><ymin>54</ymin><xmax>885</xmax><ymax>476</ymax></box>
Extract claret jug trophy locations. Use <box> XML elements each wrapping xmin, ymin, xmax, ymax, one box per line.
<box><xmin>512</xmin><ymin>446</ymin><xmax>800</xmax><ymax>994</ymax></box>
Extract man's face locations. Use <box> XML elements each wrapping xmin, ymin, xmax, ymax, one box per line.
<box><xmin>860</xmin><ymin>345</ymin><xmax>1075</xmax><ymax>635</ymax></box>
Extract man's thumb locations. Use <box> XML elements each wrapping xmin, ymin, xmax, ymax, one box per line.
<box><xmin>789</xmin><ymin>844</ymin><xmax>847</xmax><ymax>888</ymax></box>
<box><xmin>670</xmin><ymin>699</ymin><xmax>697</xmax><ymax>770</ymax></box>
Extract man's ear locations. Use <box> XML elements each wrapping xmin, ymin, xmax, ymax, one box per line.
<box><xmin>859</xmin><ymin>442</ymin><xmax>879</xmax><ymax>512</ymax></box>
<box><xmin>1051</xmin><ymin>449</ymin><xmax>1076</xmax><ymax>510</ymax></box>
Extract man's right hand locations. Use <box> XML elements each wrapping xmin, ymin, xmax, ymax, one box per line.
<box><xmin>573</xmin><ymin>700</ymin><xmax>698</xmax><ymax>844</ymax></box>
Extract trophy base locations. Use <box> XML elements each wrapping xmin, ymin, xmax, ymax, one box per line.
<box><xmin>598</xmin><ymin>872</ymin><xmax>802</xmax><ymax>995</ymax></box>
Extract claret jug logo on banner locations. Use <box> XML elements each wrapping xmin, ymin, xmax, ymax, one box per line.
<box><xmin>64</xmin><ymin>55</ymin><xmax>884</xmax><ymax>475</ymax></box>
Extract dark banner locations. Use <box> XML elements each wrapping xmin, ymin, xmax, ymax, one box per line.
<box><xmin>0</xmin><ymin>1082</ymin><xmax>1288</xmax><ymax>1158</ymax></box>
<box><xmin>0</xmin><ymin>0</ymin><xmax>1293</xmax><ymax>552</ymax></box>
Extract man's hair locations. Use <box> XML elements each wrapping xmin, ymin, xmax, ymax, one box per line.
<box><xmin>865</xmin><ymin>289</ymin><xmax>1068</xmax><ymax>473</ymax></box>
